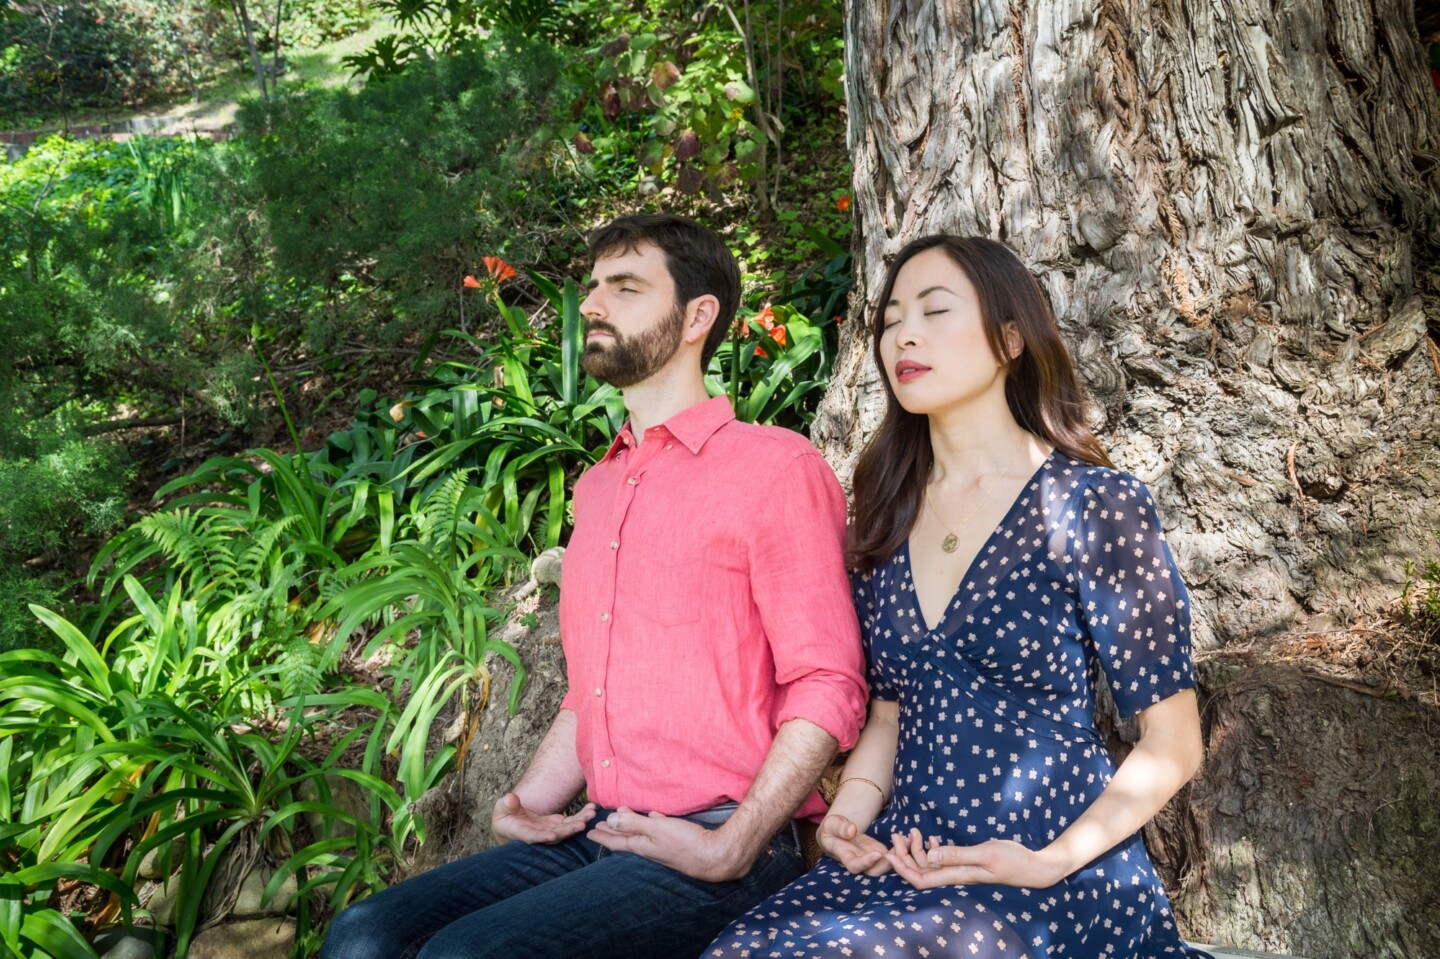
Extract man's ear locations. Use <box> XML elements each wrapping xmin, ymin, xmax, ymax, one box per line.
<box><xmin>1002</xmin><ymin>321</ymin><xmax>1024</xmax><ymax>361</ymax></box>
<box><xmin>684</xmin><ymin>294</ymin><xmax>721</xmax><ymax>346</ymax></box>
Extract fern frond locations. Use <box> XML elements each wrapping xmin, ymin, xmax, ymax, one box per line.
<box><xmin>414</xmin><ymin>468</ymin><xmax>473</xmax><ymax>546</ymax></box>
<box><xmin>236</xmin><ymin>514</ymin><xmax>303</xmax><ymax>579</ymax></box>
<box><xmin>136</xmin><ymin>509</ymin><xmax>236</xmax><ymax>588</ymax></box>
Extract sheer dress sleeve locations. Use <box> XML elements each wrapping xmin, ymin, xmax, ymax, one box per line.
<box><xmin>1071</xmin><ymin>473</ymin><xmax>1197</xmax><ymax>718</ymax></box>
<box><xmin>851</xmin><ymin>568</ymin><xmax>898</xmax><ymax>702</ymax></box>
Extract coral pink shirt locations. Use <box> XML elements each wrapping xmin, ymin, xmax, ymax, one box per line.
<box><xmin>558</xmin><ymin>396</ymin><xmax>866</xmax><ymax>820</ymax></box>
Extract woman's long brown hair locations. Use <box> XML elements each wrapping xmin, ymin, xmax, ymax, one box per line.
<box><xmin>848</xmin><ymin>235</ymin><xmax>1113</xmax><ymax>571</ymax></box>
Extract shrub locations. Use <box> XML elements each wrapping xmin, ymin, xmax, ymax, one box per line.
<box><xmin>233</xmin><ymin>37</ymin><xmax>581</xmax><ymax>346</ymax></box>
<box><xmin>0</xmin><ymin>0</ymin><xmax>225</xmax><ymax>120</ymax></box>
<box><xmin>0</xmin><ymin>0</ymin><xmax>378</xmax><ymax>122</ymax></box>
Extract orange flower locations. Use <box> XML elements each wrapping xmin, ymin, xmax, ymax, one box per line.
<box><xmin>463</xmin><ymin>275</ymin><xmax>482</xmax><ymax>289</ymax></box>
<box><xmin>753</xmin><ymin>308</ymin><xmax>786</xmax><ymax>358</ymax></box>
<box><xmin>482</xmin><ymin>256</ymin><xmax>518</xmax><ymax>283</ymax></box>
<box><xmin>835</xmin><ymin>194</ymin><xmax>851</xmax><ymax>213</ymax></box>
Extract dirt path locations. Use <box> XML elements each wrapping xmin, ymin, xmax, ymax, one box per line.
<box><xmin>2</xmin><ymin>97</ymin><xmax>239</xmax><ymax>156</ymax></box>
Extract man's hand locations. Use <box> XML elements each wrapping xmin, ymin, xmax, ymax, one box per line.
<box><xmin>588</xmin><ymin>808</ymin><xmax>753</xmax><ymax>882</ymax></box>
<box><xmin>884</xmin><ymin>828</ymin><xmax>1068</xmax><ymax>890</ymax></box>
<box><xmin>817</xmin><ymin>814</ymin><xmax>890</xmax><ymax>876</ymax></box>
<box><xmin>491</xmin><ymin>792</ymin><xmax>596</xmax><ymax>845</ymax></box>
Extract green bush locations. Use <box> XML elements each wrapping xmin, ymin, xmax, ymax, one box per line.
<box><xmin>0</xmin><ymin>565</ymin><xmax>65</xmax><ymax>656</ymax></box>
<box><xmin>0</xmin><ymin>597</ymin><xmax>402</xmax><ymax>957</ymax></box>
<box><xmin>0</xmin><ymin>0</ymin><xmax>378</xmax><ymax>122</ymax></box>
<box><xmin>233</xmin><ymin>37</ymin><xmax>581</xmax><ymax>345</ymax></box>
<box><xmin>0</xmin><ymin>136</ymin><xmax>210</xmax><ymax>445</ymax></box>
<box><xmin>0</xmin><ymin>440</ymin><xmax>131</xmax><ymax>557</ymax></box>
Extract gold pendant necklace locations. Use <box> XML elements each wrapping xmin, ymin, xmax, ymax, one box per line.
<box><xmin>923</xmin><ymin>480</ymin><xmax>993</xmax><ymax>554</ymax></box>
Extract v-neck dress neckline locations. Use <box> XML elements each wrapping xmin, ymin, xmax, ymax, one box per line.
<box><xmin>902</xmin><ymin>448</ymin><xmax>1057</xmax><ymax>634</ymax></box>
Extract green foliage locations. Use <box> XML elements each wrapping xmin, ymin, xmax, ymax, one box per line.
<box><xmin>0</xmin><ymin>439</ymin><xmax>131</xmax><ymax>557</ymax></box>
<box><xmin>562</xmin><ymin>0</ymin><xmax>844</xmax><ymax>200</ymax></box>
<box><xmin>0</xmin><ymin>0</ymin><xmax>377</xmax><ymax>122</ymax></box>
<box><xmin>235</xmin><ymin>38</ymin><xmax>580</xmax><ymax>344</ymax></box>
<box><xmin>0</xmin><ymin>566</ymin><xmax>66</xmax><ymax>656</ymax></box>
<box><xmin>710</xmin><ymin>303</ymin><xmax>837</xmax><ymax>429</ymax></box>
<box><xmin>0</xmin><ymin>598</ymin><xmax>402</xmax><ymax>956</ymax></box>
<box><xmin>0</xmin><ymin>136</ymin><xmax>206</xmax><ymax>434</ymax></box>
<box><xmin>0</xmin><ymin>436</ymin><xmax>132</xmax><ymax>659</ymax></box>
<box><xmin>346</xmin><ymin>0</ymin><xmax>845</xmax><ymax>200</ymax></box>
<box><xmin>0</xmin><ymin>0</ymin><xmax>215</xmax><ymax>120</ymax></box>
<box><xmin>397</xmin><ymin>272</ymin><xmax>622</xmax><ymax>556</ymax></box>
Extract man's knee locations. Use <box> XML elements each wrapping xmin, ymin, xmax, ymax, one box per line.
<box><xmin>320</xmin><ymin>894</ymin><xmax>413</xmax><ymax>959</ymax></box>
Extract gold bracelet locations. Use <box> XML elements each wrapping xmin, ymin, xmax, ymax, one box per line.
<box><xmin>839</xmin><ymin>777</ymin><xmax>886</xmax><ymax>801</ymax></box>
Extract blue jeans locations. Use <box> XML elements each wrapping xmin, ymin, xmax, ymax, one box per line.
<box><xmin>320</xmin><ymin>808</ymin><xmax>804</xmax><ymax>959</ymax></box>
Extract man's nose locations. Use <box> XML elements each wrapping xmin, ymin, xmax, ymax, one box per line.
<box><xmin>580</xmin><ymin>289</ymin><xmax>602</xmax><ymax>319</ymax></box>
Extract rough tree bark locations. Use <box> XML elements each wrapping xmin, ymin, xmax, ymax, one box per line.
<box><xmin>814</xmin><ymin>0</ymin><xmax>1440</xmax><ymax>955</ymax></box>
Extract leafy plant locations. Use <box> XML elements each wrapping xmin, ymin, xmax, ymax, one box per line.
<box><xmin>707</xmin><ymin>302</ymin><xmax>838</xmax><ymax>430</ymax></box>
<box><xmin>238</xmin><ymin>39</ymin><xmax>580</xmax><ymax>345</ymax></box>
<box><xmin>0</xmin><ymin>595</ymin><xmax>402</xmax><ymax>958</ymax></box>
<box><xmin>398</xmin><ymin>268</ymin><xmax>623</xmax><ymax>556</ymax></box>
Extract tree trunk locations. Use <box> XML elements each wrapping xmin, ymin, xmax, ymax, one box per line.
<box><xmin>820</xmin><ymin>1</ymin><xmax>1440</xmax><ymax>955</ymax></box>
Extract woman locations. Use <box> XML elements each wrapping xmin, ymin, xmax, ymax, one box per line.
<box><xmin>707</xmin><ymin>236</ymin><xmax>1210</xmax><ymax>958</ymax></box>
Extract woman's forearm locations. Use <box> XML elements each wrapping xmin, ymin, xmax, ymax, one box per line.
<box><xmin>1040</xmin><ymin>690</ymin><xmax>1204</xmax><ymax>878</ymax></box>
<box><xmin>825</xmin><ymin>699</ymin><xmax>900</xmax><ymax>830</ymax></box>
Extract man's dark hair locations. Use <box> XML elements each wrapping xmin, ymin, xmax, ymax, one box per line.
<box><xmin>587</xmin><ymin>214</ymin><xmax>740</xmax><ymax>366</ymax></box>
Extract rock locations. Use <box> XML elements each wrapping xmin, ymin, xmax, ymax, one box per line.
<box><xmin>297</xmin><ymin>772</ymin><xmax>368</xmax><ymax>841</ymax></box>
<box><xmin>232</xmin><ymin>864</ymin><xmax>297</xmax><ymax>918</ymax></box>
<box><xmin>145</xmin><ymin>874</ymin><xmax>181</xmax><ymax>928</ymax></box>
<box><xmin>188</xmin><ymin>918</ymin><xmax>296</xmax><ymax>959</ymax></box>
<box><xmin>137</xmin><ymin>839</ymin><xmax>183</xmax><ymax>880</ymax></box>
<box><xmin>408</xmin><ymin>577</ymin><xmax>570</xmax><ymax>874</ymax></box>
<box><xmin>531</xmin><ymin>547</ymin><xmax>564</xmax><ymax>587</ymax></box>
<box><xmin>97</xmin><ymin>930</ymin><xmax>158</xmax><ymax>959</ymax></box>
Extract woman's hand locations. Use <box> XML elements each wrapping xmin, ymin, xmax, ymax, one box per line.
<box><xmin>817</xmin><ymin>814</ymin><xmax>892</xmax><ymax>876</ymax></box>
<box><xmin>885</xmin><ymin>828</ymin><xmax>1068</xmax><ymax>890</ymax></box>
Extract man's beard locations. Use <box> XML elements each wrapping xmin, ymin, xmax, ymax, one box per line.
<box><xmin>581</xmin><ymin>304</ymin><xmax>686</xmax><ymax>388</ymax></box>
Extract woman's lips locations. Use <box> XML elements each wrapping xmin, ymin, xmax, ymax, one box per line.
<box><xmin>895</xmin><ymin>361</ymin><xmax>930</xmax><ymax>383</ymax></box>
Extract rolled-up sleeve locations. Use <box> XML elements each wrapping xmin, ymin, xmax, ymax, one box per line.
<box><xmin>749</xmin><ymin>450</ymin><xmax>867</xmax><ymax>750</ymax></box>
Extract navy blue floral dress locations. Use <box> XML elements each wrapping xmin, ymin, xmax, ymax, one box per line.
<box><xmin>709</xmin><ymin>454</ymin><xmax>1209</xmax><ymax>959</ymax></box>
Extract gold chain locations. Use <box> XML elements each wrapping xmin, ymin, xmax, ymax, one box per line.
<box><xmin>923</xmin><ymin>480</ymin><xmax>994</xmax><ymax>554</ymax></box>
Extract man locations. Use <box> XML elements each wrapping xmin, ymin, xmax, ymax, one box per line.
<box><xmin>321</xmin><ymin>214</ymin><xmax>866</xmax><ymax>959</ymax></box>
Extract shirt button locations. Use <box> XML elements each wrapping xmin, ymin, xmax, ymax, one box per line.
<box><xmin>600</xmin><ymin>612</ymin><xmax>610</xmax><ymax>622</ymax></box>
<box><xmin>665</xmin><ymin>443</ymin><xmax>673</xmax><ymax>450</ymax></box>
<box><xmin>601</xmin><ymin>759</ymin><xmax>611</xmax><ymax>768</ymax></box>
<box><xmin>594</xmin><ymin>688</ymin><xmax>603</xmax><ymax>697</ymax></box>
<box><xmin>627</xmin><ymin>476</ymin><xmax>637</xmax><ymax>486</ymax></box>
<box><xmin>609</xmin><ymin>540</ymin><xmax>618</xmax><ymax>550</ymax></box>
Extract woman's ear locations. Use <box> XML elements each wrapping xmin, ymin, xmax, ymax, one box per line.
<box><xmin>1002</xmin><ymin>321</ymin><xmax>1024</xmax><ymax>361</ymax></box>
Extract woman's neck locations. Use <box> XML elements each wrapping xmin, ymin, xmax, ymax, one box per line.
<box><xmin>925</xmin><ymin>396</ymin><xmax>1050</xmax><ymax>487</ymax></box>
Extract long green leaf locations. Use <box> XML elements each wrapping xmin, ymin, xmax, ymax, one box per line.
<box><xmin>18</xmin><ymin>909</ymin><xmax>97</xmax><ymax>959</ymax></box>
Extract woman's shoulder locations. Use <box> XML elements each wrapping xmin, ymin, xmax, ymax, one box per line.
<box><xmin>1039</xmin><ymin>456</ymin><xmax>1170</xmax><ymax>538</ymax></box>
<box><xmin>1045</xmin><ymin>455</ymin><xmax>1155</xmax><ymax>506</ymax></box>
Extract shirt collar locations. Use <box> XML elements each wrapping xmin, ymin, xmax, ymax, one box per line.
<box><xmin>601</xmin><ymin>395</ymin><xmax>735</xmax><ymax>461</ymax></box>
